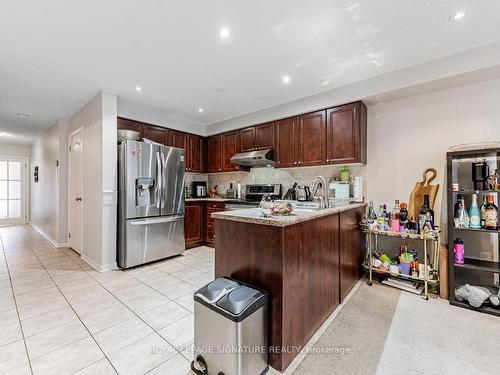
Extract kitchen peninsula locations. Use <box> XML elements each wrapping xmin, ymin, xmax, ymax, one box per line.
<box><xmin>213</xmin><ymin>203</ymin><xmax>366</xmax><ymax>371</ymax></box>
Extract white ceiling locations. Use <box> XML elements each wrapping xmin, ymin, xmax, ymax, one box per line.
<box><xmin>1</xmin><ymin>0</ymin><xmax>500</xmax><ymax>144</ymax></box>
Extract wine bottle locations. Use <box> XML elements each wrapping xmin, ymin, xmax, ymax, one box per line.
<box><xmin>484</xmin><ymin>196</ymin><xmax>498</xmax><ymax>230</ymax></box>
<box><xmin>480</xmin><ymin>196</ymin><xmax>487</xmax><ymax>228</ymax></box>
<box><xmin>399</xmin><ymin>202</ymin><xmax>408</xmax><ymax>231</ymax></box>
<box><xmin>468</xmin><ymin>193</ymin><xmax>481</xmax><ymax>229</ymax></box>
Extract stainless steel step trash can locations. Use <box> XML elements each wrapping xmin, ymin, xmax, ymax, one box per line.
<box><xmin>192</xmin><ymin>277</ymin><xmax>268</xmax><ymax>375</ymax></box>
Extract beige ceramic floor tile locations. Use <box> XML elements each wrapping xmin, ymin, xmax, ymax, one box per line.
<box><xmin>81</xmin><ymin>304</ymin><xmax>135</xmax><ymax>334</ymax></box>
<box><xmin>122</xmin><ymin>290</ymin><xmax>171</xmax><ymax>314</ymax></box>
<box><xmin>108</xmin><ymin>333</ymin><xmax>176</xmax><ymax>375</ymax></box>
<box><xmin>0</xmin><ymin>308</ymin><xmax>23</xmax><ymax>346</ymax></box>
<box><xmin>148</xmin><ymin>353</ymin><xmax>194</xmax><ymax>375</ymax></box>
<box><xmin>30</xmin><ymin>336</ymin><xmax>104</xmax><ymax>375</ymax></box>
<box><xmin>73</xmin><ymin>358</ymin><xmax>117</xmax><ymax>375</ymax></box>
<box><xmin>25</xmin><ymin>319</ymin><xmax>89</xmax><ymax>359</ymax></box>
<box><xmin>138</xmin><ymin>301</ymin><xmax>191</xmax><ymax>330</ymax></box>
<box><xmin>0</xmin><ymin>339</ymin><xmax>29</xmax><ymax>374</ymax></box>
<box><xmin>93</xmin><ymin>316</ymin><xmax>154</xmax><ymax>355</ymax></box>
<box><xmin>21</xmin><ymin>305</ymin><xmax>79</xmax><ymax>338</ymax></box>
<box><xmin>158</xmin><ymin>315</ymin><xmax>194</xmax><ymax>351</ymax></box>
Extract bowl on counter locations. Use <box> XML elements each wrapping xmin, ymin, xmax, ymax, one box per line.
<box><xmin>270</xmin><ymin>202</ymin><xmax>295</xmax><ymax>216</ymax></box>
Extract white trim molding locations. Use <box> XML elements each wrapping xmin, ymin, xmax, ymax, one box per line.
<box><xmin>81</xmin><ymin>254</ymin><xmax>118</xmax><ymax>272</ymax></box>
<box><xmin>29</xmin><ymin>222</ymin><xmax>68</xmax><ymax>248</ymax></box>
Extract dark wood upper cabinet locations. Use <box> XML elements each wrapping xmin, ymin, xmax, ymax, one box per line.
<box><xmin>255</xmin><ymin>122</ymin><xmax>275</xmax><ymax>150</ymax></box>
<box><xmin>144</xmin><ymin>125</ymin><xmax>167</xmax><ymax>145</ymax></box>
<box><xmin>326</xmin><ymin>102</ymin><xmax>367</xmax><ymax>164</ymax></box>
<box><xmin>207</xmin><ymin>135</ymin><xmax>222</xmax><ymax>173</ymax></box>
<box><xmin>188</xmin><ymin>134</ymin><xmax>204</xmax><ymax>173</ymax></box>
<box><xmin>171</xmin><ymin>130</ymin><xmax>187</xmax><ymax>149</ymax></box>
<box><xmin>117</xmin><ymin>118</ymin><xmax>144</xmax><ymax>138</ymax></box>
<box><xmin>239</xmin><ymin>127</ymin><xmax>256</xmax><ymax>152</ymax></box>
<box><xmin>222</xmin><ymin>131</ymin><xmax>240</xmax><ymax>172</ymax></box>
<box><xmin>298</xmin><ymin>110</ymin><xmax>326</xmax><ymax>167</ymax></box>
<box><xmin>275</xmin><ymin>117</ymin><xmax>298</xmax><ymax>168</ymax></box>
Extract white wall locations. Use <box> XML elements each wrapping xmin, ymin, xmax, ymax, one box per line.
<box><xmin>366</xmin><ymin>77</ymin><xmax>500</xmax><ymax>235</ymax></box>
<box><xmin>30</xmin><ymin>119</ymin><xmax>68</xmax><ymax>245</ymax></box>
<box><xmin>68</xmin><ymin>91</ymin><xmax>117</xmax><ymax>271</ymax></box>
<box><xmin>0</xmin><ymin>143</ymin><xmax>30</xmax><ymax>158</ymax></box>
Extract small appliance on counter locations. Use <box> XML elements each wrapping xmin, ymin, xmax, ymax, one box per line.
<box><xmin>192</xmin><ymin>181</ymin><xmax>208</xmax><ymax>198</ymax></box>
<box><xmin>296</xmin><ymin>185</ymin><xmax>311</xmax><ymax>201</ymax></box>
<box><xmin>185</xmin><ymin>186</ymin><xmax>192</xmax><ymax>199</ymax></box>
<box><xmin>329</xmin><ymin>181</ymin><xmax>351</xmax><ymax>200</ymax></box>
<box><xmin>224</xmin><ymin>184</ymin><xmax>281</xmax><ymax>210</ymax></box>
<box><xmin>352</xmin><ymin>176</ymin><xmax>364</xmax><ymax>203</ymax></box>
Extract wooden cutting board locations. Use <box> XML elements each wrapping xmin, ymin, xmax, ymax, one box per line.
<box><xmin>408</xmin><ymin>168</ymin><xmax>440</xmax><ymax>220</ymax></box>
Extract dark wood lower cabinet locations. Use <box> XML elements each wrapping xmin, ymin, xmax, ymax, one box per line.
<box><xmin>185</xmin><ymin>202</ymin><xmax>204</xmax><ymax>248</ymax></box>
<box><xmin>184</xmin><ymin>201</ymin><xmax>225</xmax><ymax>248</ymax></box>
<box><xmin>215</xmin><ymin>207</ymin><xmax>364</xmax><ymax>371</ymax></box>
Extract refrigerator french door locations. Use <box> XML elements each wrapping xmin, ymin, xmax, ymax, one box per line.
<box><xmin>117</xmin><ymin>140</ymin><xmax>185</xmax><ymax>268</ymax></box>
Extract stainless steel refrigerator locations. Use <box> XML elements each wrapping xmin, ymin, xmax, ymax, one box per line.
<box><xmin>117</xmin><ymin>140</ymin><xmax>185</xmax><ymax>268</ymax></box>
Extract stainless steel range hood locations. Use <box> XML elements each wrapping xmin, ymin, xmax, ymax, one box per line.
<box><xmin>230</xmin><ymin>148</ymin><xmax>275</xmax><ymax>167</ymax></box>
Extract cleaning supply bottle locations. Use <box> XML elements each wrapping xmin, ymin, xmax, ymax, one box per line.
<box><xmin>453</xmin><ymin>238</ymin><xmax>465</xmax><ymax>264</ymax></box>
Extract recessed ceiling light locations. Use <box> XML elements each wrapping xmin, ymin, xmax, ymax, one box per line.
<box><xmin>282</xmin><ymin>76</ymin><xmax>291</xmax><ymax>84</ymax></box>
<box><xmin>16</xmin><ymin>113</ymin><xmax>29</xmax><ymax>118</ymax></box>
<box><xmin>134</xmin><ymin>86</ymin><xmax>143</xmax><ymax>92</ymax></box>
<box><xmin>449</xmin><ymin>10</ymin><xmax>466</xmax><ymax>22</ymax></box>
<box><xmin>219</xmin><ymin>27</ymin><xmax>231</xmax><ymax>39</ymax></box>
<box><xmin>198</xmin><ymin>108</ymin><xmax>204</xmax><ymax>113</ymax></box>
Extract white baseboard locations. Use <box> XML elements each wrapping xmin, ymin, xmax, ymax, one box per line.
<box><xmin>81</xmin><ymin>254</ymin><xmax>118</xmax><ymax>272</ymax></box>
<box><xmin>29</xmin><ymin>222</ymin><xmax>67</xmax><ymax>248</ymax></box>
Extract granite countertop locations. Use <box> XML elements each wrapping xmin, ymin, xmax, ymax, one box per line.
<box><xmin>212</xmin><ymin>203</ymin><xmax>367</xmax><ymax>227</ymax></box>
<box><xmin>185</xmin><ymin>197</ymin><xmax>234</xmax><ymax>202</ymax></box>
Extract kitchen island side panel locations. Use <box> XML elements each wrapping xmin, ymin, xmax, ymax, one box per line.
<box><xmin>214</xmin><ymin>220</ymin><xmax>285</xmax><ymax>370</ymax></box>
<box><xmin>339</xmin><ymin>206</ymin><xmax>366</xmax><ymax>301</ymax></box>
<box><xmin>281</xmin><ymin>213</ymin><xmax>340</xmax><ymax>369</ymax></box>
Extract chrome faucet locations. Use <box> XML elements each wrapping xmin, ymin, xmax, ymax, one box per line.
<box><xmin>312</xmin><ymin>176</ymin><xmax>328</xmax><ymax>209</ymax></box>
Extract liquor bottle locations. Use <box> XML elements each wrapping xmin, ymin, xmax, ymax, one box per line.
<box><xmin>418</xmin><ymin>195</ymin><xmax>434</xmax><ymax>233</ymax></box>
<box><xmin>406</xmin><ymin>216</ymin><xmax>417</xmax><ymax>232</ymax></box>
<box><xmin>367</xmin><ymin>201</ymin><xmax>377</xmax><ymax>224</ymax></box>
<box><xmin>399</xmin><ymin>202</ymin><xmax>408</xmax><ymax>231</ymax></box>
<box><xmin>468</xmin><ymin>193</ymin><xmax>481</xmax><ymax>229</ymax></box>
<box><xmin>391</xmin><ymin>200</ymin><xmax>400</xmax><ymax>232</ymax></box>
<box><xmin>454</xmin><ymin>197</ymin><xmax>470</xmax><ymax>228</ymax></box>
<box><xmin>484</xmin><ymin>196</ymin><xmax>498</xmax><ymax>230</ymax></box>
<box><xmin>377</xmin><ymin>204</ymin><xmax>387</xmax><ymax>230</ymax></box>
<box><xmin>480</xmin><ymin>196</ymin><xmax>487</xmax><ymax>228</ymax></box>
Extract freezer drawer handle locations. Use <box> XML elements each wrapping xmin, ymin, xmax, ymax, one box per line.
<box><xmin>130</xmin><ymin>216</ymin><xmax>183</xmax><ymax>226</ymax></box>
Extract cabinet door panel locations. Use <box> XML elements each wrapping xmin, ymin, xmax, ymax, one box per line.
<box><xmin>144</xmin><ymin>125</ymin><xmax>167</xmax><ymax>145</ymax></box>
<box><xmin>239</xmin><ymin>127</ymin><xmax>256</xmax><ymax>152</ymax></box>
<box><xmin>207</xmin><ymin>135</ymin><xmax>222</xmax><ymax>173</ymax></box>
<box><xmin>171</xmin><ymin>131</ymin><xmax>187</xmax><ymax>149</ymax></box>
<box><xmin>222</xmin><ymin>132</ymin><xmax>240</xmax><ymax>172</ymax></box>
<box><xmin>117</xmin><ymin>118</ymin><xmax>144</xmax><ymax>138</ymax></box>
<box><xmin>275</xmin><ymin>117</ymin><xmax>297</xmax><ymax>168</ymax></box>
<box><xmin>185</xmin><ymin>202</ymin><xmax>203</xmax><ymax>247</ymax></box>
<box><xmin>255</xmin><ymin>122</ymin><xmax>275</xmax><ymax>150</ymax></box>
<box><xmin>189</xmin><ymin>135</ymin><xmax>203</xmax><ymax>173</ymax></box>
<box><xmin>326</xmin><ymin>103</ymin><xmax>361</xmax><ymax>164</ymax></box>
<box><xmin>298</xmin><ymin>111</ymin><xmax>326</xmax><ymax>166</ymax></box>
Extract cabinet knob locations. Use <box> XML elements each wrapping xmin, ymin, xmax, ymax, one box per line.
<box><xmin>294</xmin><ymin>161</ymin><xmax>297</xmax><ymax>165</ymax></box>
<box><xmin>277</xmin><ymin>161</ymin><xmax>280</xmax><ymax>164</ymax></box>
<box><xmin>326</xmin><ymin>159</ymin><xmax>329</xmax><ymax>163</ymax></box>
<box><xmin>298</xmin><ymin>161</ymin><xmax>302</xmax><ymax>165</ymax></box>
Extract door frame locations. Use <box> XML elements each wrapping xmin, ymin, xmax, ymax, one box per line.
<box><xmin>67</xmin><ymin>127</ymin><xmax>84</xmax><ymax>254</ymax></box>
<box><xmin>0</xmin><ymin>155</ymin><xmax>29</xmax><ymax>225</ymax></box>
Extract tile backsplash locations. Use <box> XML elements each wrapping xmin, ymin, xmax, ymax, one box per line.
<box><xmin>193</xmin><ymin>164</ymin><xmax>367</xmax><ymax>198</ymax></box>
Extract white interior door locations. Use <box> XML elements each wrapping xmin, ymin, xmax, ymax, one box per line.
<box><xmin>0</xmin><ymin>157</ymin><xmax>26</xmax><ymax>225</ymax></box>
<box><xmin>68</xmin><ymin>129</ymin><xmax>83</xmax><ymax>254</ymax></box>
